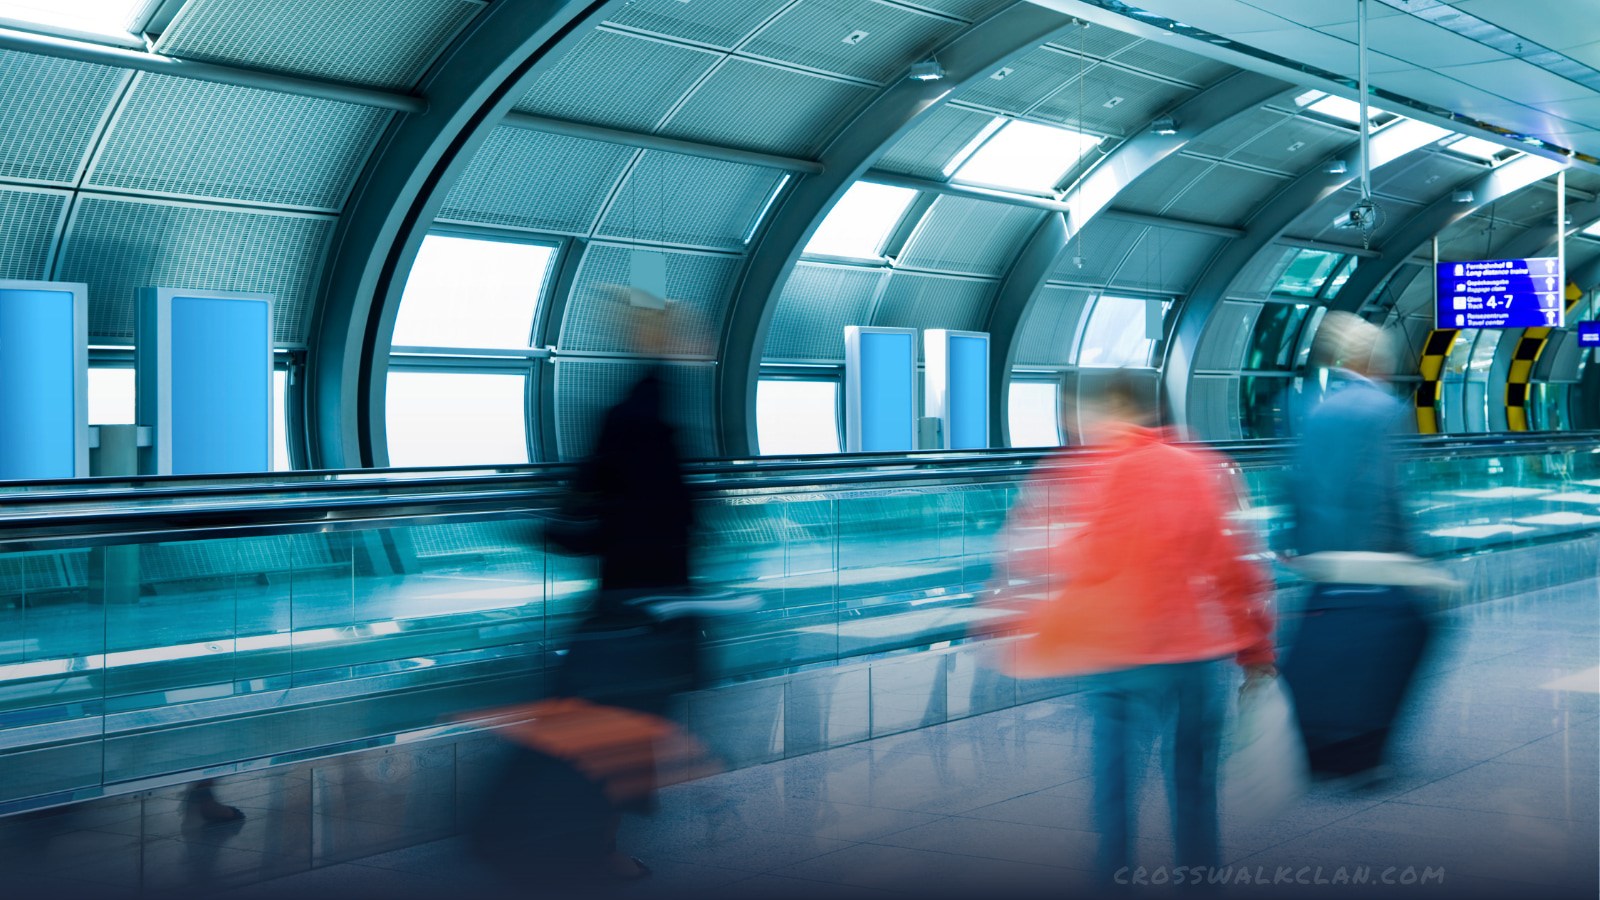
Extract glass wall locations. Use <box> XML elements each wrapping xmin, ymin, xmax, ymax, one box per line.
<box><xmin>1008</xmin><ymin>380</ymin><xmax>1061</xmax><ymax>447</ymax></box>
<box><xmin>387</xmin><ymin>231</ymin><xmax>559</xmax><ymax>465</ymax></box>
<box><xmin>757</xmin><ymin>378</ymin><xmax>841</xmax><ymax>455</ymax></box>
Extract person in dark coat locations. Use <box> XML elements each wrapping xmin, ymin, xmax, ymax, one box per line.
<box><xmin>1280</xmin><ymin>312</ymin><xmax>1434</xmax><ymax>784</ymax></box>
<box><xmin>475</xmin><ymin>296</ymin><xmax>706</xmax><ymax>884</ymax></box>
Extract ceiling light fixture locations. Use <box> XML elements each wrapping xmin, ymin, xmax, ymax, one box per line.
<box><xmin>1149</xmin><ymin>115</ymin><xmax>1178</xmax><ymax>135</ymax></box>
<box><xmin>909</xmin><ymin>59</ymin><xmax>944</xmax><ymax>81</ymax></box>
<box><xmin>1452</xmin><ymin>190</ymin><xmax>1474</xmax><ymax>203</ymax></box>
<box><xmin>1325</xmin><ymin>160</ymin><xmax>1348</xmax><ymax>174</ymax></box>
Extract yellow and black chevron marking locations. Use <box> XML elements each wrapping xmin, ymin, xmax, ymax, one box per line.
<box><xmin>1504</xmin><ymin>281</ymin><xmax>1585</xmax><ymax>432</ymax></box>
<box><xmin>1414</xmin><ymin>328</ymin><xmax>1459</xmax><ymax>434</ymax></box>
<box><xmin>1505</xmin><ymin>326</ymin><xmax>1552</xmax><ymax>431</ymax></box>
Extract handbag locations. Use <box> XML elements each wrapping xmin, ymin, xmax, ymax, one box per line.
<box><xmin>1223</xmin><ymin>675</ymin><xmax>1309</xmax><ymax>821</ymax></box>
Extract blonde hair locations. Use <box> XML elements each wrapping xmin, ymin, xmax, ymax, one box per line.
<box><xmin>1309</xmin><ymin>311</ymin><xmax>1392</xmax><ymax>376</ymax></box>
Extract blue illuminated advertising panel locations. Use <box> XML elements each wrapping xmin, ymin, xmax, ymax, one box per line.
<box><xmin>0</xmin><ymin>281</ymin><xmax>88</xmax><ymax>478</ymax></box>
<box><xmin>1578</xmin><ymin>321</ymin><xmax>1600</xmax><ymax>348</ymax></box>
<box><xmin>1436</xmin><ymin>257</ymin><xmax>1564</xmax><ymax>329</ymax></box>
<box><xmin>925</xmin><ymin>329</ymin><xmax>990</xmax><ymax>450</ymax></box>
<box><xmin>844</xmin><ymin>326</ymin><xmax>915</xmax><ymax>452</ymax></box>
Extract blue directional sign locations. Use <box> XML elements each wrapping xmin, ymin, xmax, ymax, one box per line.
<box><xmin>1436</xmin><ymin>257</ymin><xmax>1564</xmax><ymax>329</ymax></box>
<box><xmin>1578</xmin><ymin>321</ymin><xmax>1600</xmax><ymax>348</ymax></box>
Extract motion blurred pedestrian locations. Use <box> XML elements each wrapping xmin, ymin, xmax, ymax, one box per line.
<box><xmin>1280</xmin><ymin>312</ymin><xmax>1436</xmax><ymax>785</ymax></box>
<box><xmin>1003</xmin><ymin>370</ymin><xmax>1276</xmax><ymax>891</ymax></box>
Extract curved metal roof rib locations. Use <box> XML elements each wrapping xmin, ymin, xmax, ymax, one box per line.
<box><xmin>307</xmin><ymin>1</ymin><xmax>612</xmax><ymax>468</ymax></box>
<box><xmin>1330</xmin><ymin>155</ymin><xmax>1567</xmax><ymax>315</ymax></box>
<box><xmin>983</xmin><ymin>70</ymin><xmax>1286</xmax><ymax>444</ymax></box>
<box><xmin>717</xmin><ymin>2</ymin><xmax>1078</xmax><ymax>457</ymax></box>
<box><xmin>1159</xmin><ymin>119</ymin><xmax>1454</xmax><ymax>427</ymax></box>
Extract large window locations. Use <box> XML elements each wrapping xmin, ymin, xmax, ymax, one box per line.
<box><xmin>1008</xmin><ymin>381</ymin><xmax>1061</xmax><ymax>448</ymax></box>
<box><xmin>756</xmin><ymin>379</ymin><xmax>841</xmax><ymax>455</ymax></box>
<box><xmin>804</xmin><ymin>182</ymin><xmax>919</xmax><ymax>260</ymax></box>
<box><xmin>392</xmin><ymin>234</ymin><xmax>555</xmax><ymax>349</ymax></box>
<box><xmin>1077</xmin><ymin>296</ymin><xmax>1165</xmax><ymax>368</ymax></box>
<box><xmin>385</xmin><ymin>372</ymin><xmax>529</xmax><ymax>467</ymax></box>
<box><xmin>88</xmin><ymin>366</ymin><xmax>135</xmax><ymax>425</ymax></box>
<box><xmin>949</xmin><ymin>119</ymin><xmax>1101</xmax><ymax>195</ymax></box>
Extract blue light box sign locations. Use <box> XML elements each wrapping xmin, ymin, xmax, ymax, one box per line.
<box><xmin>0</xmin><ymin>281</ymin><xmax>88</xmax><ymax>479</ymax></box>
<box><xmin>925</xmin><ymin>329</ymin><xmax>989</xmax><ymax>450</ymax></box>
<box><xmin>137</xmin><ymin>288</ymin><xmax>274</xmax><ymax>475</ymax></box>
<box><xmin>1436</xmin><ymin>257</ymin><xmax>1564</xmax><ymax>329</ymax></box>
<box><xmin>1579</xmin><ymin>321</ymin><xmax>1600</xmax><ymax>348</ymax></box>
<box><xmin>844</xmin><ymin>326</ymin><xmax>915</xmax><ymax>452</ymax></box>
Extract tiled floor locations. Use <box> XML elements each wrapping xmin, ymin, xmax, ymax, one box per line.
<box><xmin>224</xmin><ymin>579</ymin><xmax>1599</xmax><ymax>900</ymax></box>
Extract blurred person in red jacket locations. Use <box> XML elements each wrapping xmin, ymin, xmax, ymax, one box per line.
<box><xmin>1003</xmin><ymin>370</ymin><xmax>1276</xmax><ymax>890</ymax></box>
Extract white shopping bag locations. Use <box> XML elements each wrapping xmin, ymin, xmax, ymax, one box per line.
<box><xmin>1223</xmin><ymin>676</ymin><xmax>1308</xmax><ymax>821</ymax></box>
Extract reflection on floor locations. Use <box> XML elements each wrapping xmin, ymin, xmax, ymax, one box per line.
<box><xmin>220</xmin><ymin>578</ymin><xmax>1598</xmax><ymax>899</ymax></box>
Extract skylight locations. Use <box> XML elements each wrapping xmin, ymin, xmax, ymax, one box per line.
<box><xmin>0</xmin><ymin>0</ymin><xmax>140</xmax><ymax>39</ymax></box>
<box><xmin>1306</xmin><ymin>95</ymin><xmax>1388</xmax><ymax>124</ymax></box>
<box><xmin>1583</xmin><ymin>220</ymin><xmax>1600</xmax><ymax>237</ymax></box>
<box><xmin>804</xmin><ymin>182</ymin><xmax>919</xmax><ymax>260</ymax></box>
<box><xmin>1440</xmin><ymin>135</ymin><xmax>1511</xmax><ymax>162</ymax></box>
<box><xmin>950</xmin><ymin>120</ymin><xmax>1102</xmax><ymax>195</ymax></box>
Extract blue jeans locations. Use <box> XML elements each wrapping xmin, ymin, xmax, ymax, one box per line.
<box><xmin>1087</xmin><ymin>659</ymin><xmax>1226</xmax><ymax>883</ymax></box>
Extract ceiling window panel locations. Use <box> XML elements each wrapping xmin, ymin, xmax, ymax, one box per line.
<box><xmin>804</xmin><ymin>182</ymin><xmax>919</xmax><ymax>260</ymax></box>
<box><xmin>392</xmin><ymin>235</ymin><xmax>556</xmax><ymax>349</ymax></box>
<box><xmin>0</xmin><ymin>0</ymin><xmax>138</xmax><ymax>38</ymax></box>
<box><xmin>950</xmin><ymin>120</ymin><xmax>1101</xmax><ymax>195</ymax></box>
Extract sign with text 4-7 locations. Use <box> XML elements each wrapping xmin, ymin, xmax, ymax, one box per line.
<box><xmin>1436</xmin><ymin>257</ymin><xmax>1564</xmax><ymax>329</ymax></box>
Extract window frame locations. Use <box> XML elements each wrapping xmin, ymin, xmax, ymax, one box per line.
<box><xmin>384</xmin><ymin>228</ymin><xmax>570</xmax><ymax>466</ymax></box>
<box><xmin>755</xmin><ymin>366</ymin><xmax>845</xmax><ymax>456</ymax></box>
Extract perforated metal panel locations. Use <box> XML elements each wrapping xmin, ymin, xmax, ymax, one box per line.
<box><xmin>605</xmin><ymin>0</ymin><xmax>791</xmax><ymax>49</ymax></box>
<box><xmin>1110</xmin><ymin>154</ymin><xmax>1213</xmax><ymax>215</ymax></box>
<box><xmin>743</xmin><ymin>0</ymin><xmax>961</xmax><ymax>84</ymax></box>
<box><xmin>58</xmin><ymin>195</ymin><xmax>331</xmax><ymax>343</ymax></box>
<box><xmin>1483</xmin><ymin>184</ymin><xmax>1558</xmax><ymax>227</ymax></box>
<box><xmin>659</xmin><ymin>59</ymin><xmax>874</xmax><ymax>157</ymax></box>
<box><xmin>901</xmin><ymin>0</ymin><xmax>1010</xmax><ymax>21</ymax></box>
<box><xmin>156</xmin><ymin>0</ymin><xmax>482</xmax><ymax>90</ymax></box>
<box><xmin>513</xmin><ymin>30</ymin><xmax>720</xmax><ymax>133</ymax></box>
<box><xmin>872</xmin><ymin>272</ymin><xmax>993</xmax><ymax>342</ymax></box>
<box><xmin>439</xmin><ymin>127</ymin><xmax>636</xmax><ymax>235</ymax></box>
<box><xmin>0</xmin><ymin>187</ymin><xmax>68</xmax><ymax>280</ymax></box>
<box><xmin>87</xmin><ymin>75</ymin><xmax>390</xmax><ymax>211</ymax></box>
<box><xmin>1046</xmin><ymin>25</ymin><xmax>1144</xmax><ymax>61</ymax></box>
<box><xmin>1228</xmin><ymin>117</ymin><xmax>1351</xmax><ymax>175</ymax></box>
<box><xmin>1107</xmin><ymin>40</ymin><xmax>1234</xmax><ymax>86</ymax></box>
<box><xmin>1188</xmin><ymin>374</ymin><xmax>1240</xmax><ymax>440</ymax></box>
<box><xmin>594</xmin><ymin>151</ymin><xmax>785</xmax><ymax>251</ymax></box>
<box><xmin>1227</xmin><ymin>245</ymin><xmax>1299</xmax><ymax>299</ymax></box>
<box><xmin>0</xmin><ymin>51</ymin><xmax>125</xmax><ymax>185</ymax></box>
<box><xmin>1193</xmin><ymin>300</ymin><xmax>1261</xmax><ymax>371</ymax></box>
<box><xmin>1109</xmin><ymin>226</ymin><xmax>1225</xmax><ymax>295</ymax></box>
<box><xmin>1029</xmin><ymin>66</ymin><xmax>1190</xmax><ymax>136</ymax></box>
<box><xmin>1162</xmin><ymin>166</ymin><xmax>1285</xmax><ymax>226</ymax></box>
<box><xmin>561</xmin><ymin>243</ymin><xmax>740</xmax><ymax>355</ymax></box>
<box><xmin>956</xmin><ymin>46</ymin><xmax>1084</xmax><ymax>115</ymax></box>
<box><xmin>875</xmin><ymin>105</ymin><xmax>997</xmax><ymax>179</ymax></box>
<box><xmin>1182</xmin><ymin>108</ymin><xmax>1290</xmax><ymax>161</ymax></box>
<box><xmin>554</xmin><ymin>360</ymin><xmax>717</xmax><ymax>460</ymax></box>
<box><xmin>1013</xmin><ymin>285</ymin><xmax>1090</xmax><ymax>365</ymax></box>
<box><xmin>1371</xmin><ymin>152</ymin><xmax>1480</xmax><ymax>205</ymax></box>
<box><xmin>1047</xmin><ymin>217</ymin><xmax>1144</xmax><ymax>284</ymax></box>
<box><xmin>763</xmin><ymin>263</ymin><xmax>884</xmax><ymax>361</ymax></box>
<box><xmin>896</xmin><ymin>195</ymin><xmax>1043</xmax><ymax>277</ymax></box>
